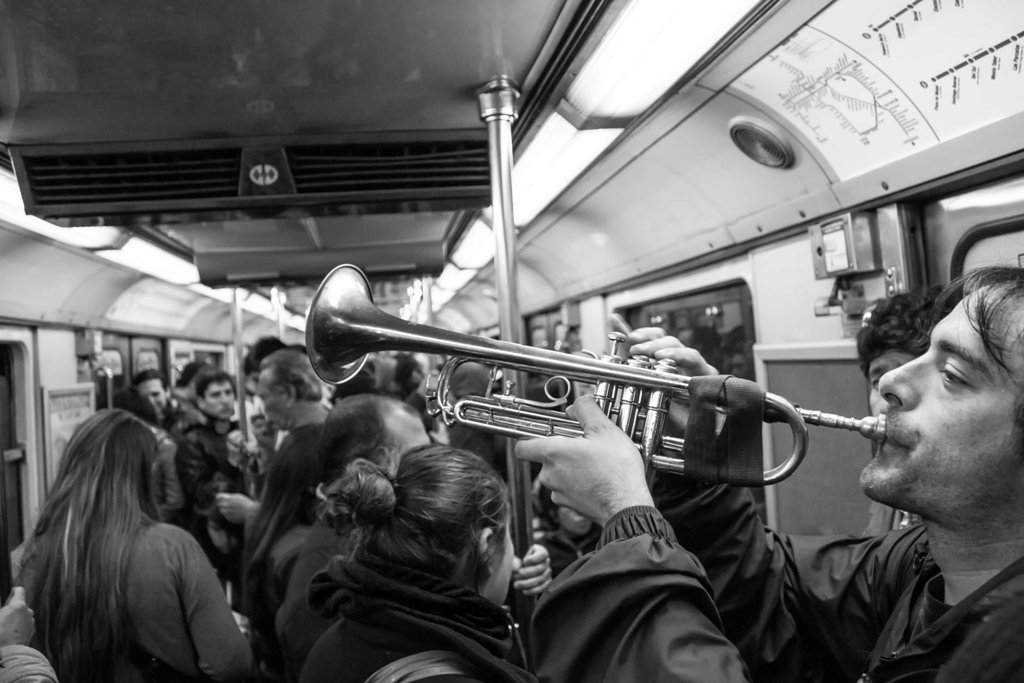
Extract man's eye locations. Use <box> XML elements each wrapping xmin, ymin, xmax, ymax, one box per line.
<box><xmin>942</xmin><ymin>367</ymin><xmax>966</xmax><ymax>386</ymax></box>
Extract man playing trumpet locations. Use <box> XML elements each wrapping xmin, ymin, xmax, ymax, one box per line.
<box><xmin>518</xmin><ymin>265</ymin><xmax>1024</xmax><ymax>683</ymax></box>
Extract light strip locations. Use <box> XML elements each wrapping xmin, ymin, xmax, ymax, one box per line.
<box><xmin>512</xmin><ymin>111</ymin><xmax>621</xmax><ymax>226</ymax></box>
<box><xmin>566</xmin><ymin>0</ymin><xmax>761</xmax><ymax>119</ymax></box>
<box><xmin>96</xmin><ymin>237</ymin><xmax>200</xmax><ymax>285</ymax></box>
<box><xmin>450</xmin><ymin>219</ymin><xmax>494</xmax><ymax>269</ymax></box>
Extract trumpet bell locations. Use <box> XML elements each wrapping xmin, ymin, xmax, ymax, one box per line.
<box><xmin>306</xmin><ymin>264</ymin><xmax>374</xmax><ymax>384</ymax></box>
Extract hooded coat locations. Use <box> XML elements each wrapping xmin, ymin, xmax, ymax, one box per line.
<box><xmin>298</xmin><ymin>555</ymin><xmax>535</xmax><ymax>683</ymax></box>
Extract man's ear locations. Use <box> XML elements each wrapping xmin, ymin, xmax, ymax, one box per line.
<box><xmin>477</xmin><ymin>527</ymin><xmax>495</xmax><ymax>557</ymax></box>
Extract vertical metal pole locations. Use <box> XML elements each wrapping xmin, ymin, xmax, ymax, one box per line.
<box><xmin>421</xmin><ymin>278</ymin><xmax>436</xmax><ymax>375</ymax></box>
<box><xmin>272</xmin><ymin>287</ymin><xmax>287</xmax><ymax>341</ymax></box>
<box><xmin>231</xmin><ymin>288</ymin><xmax>249</xmax><ymax>443</ymax></box>
<box><xmin>478</xmin><ymin>77</ymin><xmax>535</xmax><ymax>656</ymax></box>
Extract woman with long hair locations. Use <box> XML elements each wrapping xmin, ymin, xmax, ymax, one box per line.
<box><xmin>241</xmin><ymin>428</ymin><xmax>323</xmax><ymax>681</ymax></box>
<box><xmin>16</xmin><ymin>409</ymin><xmax>252</xmax><ymax>683</ymax></box>
<box><xmin>299</xmin><ymin>443</ymin><xmax>538</xmax><ymax>683</ymax></box>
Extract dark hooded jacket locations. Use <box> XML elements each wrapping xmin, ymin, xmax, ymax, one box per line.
<box><xmin>299</xmin><ymin>555</ymin><xmax>535</xmax><ymax>683</ymax></box>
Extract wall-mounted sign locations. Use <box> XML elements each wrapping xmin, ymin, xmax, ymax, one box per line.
<box><xmin>41</xmin><ymin>384</ymin><xmax>95</xmax><ymax>489</ymax></box>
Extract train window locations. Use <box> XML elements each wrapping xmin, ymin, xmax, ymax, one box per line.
<box><xmin>618</xmin><ymin>280</ymin><xmax>764</xmax><ymax>520</ymax></box>
<box><xmin>618</xmin><ymin>280</ymin><xmax>755</xmax><ymax>380</ymax></box>
<box><xmin>193</xmin><ymin>351</ymin><xmax>223</xmax><ymax>368</ymax></box>
<box><xmin>135</xmin><ymin>349</ymin><xmax>160</xmax><ymax>372</ymax></box>
<box><xmin>524</xmin><ymin>310</ymin><xmax>581</xmax><ymax>353</ymax></box>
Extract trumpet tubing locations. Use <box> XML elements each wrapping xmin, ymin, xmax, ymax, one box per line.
<box><xmin>308</xmin><ymin>264</ymin><xmax>886</xmax><ymax>485</ymax></box>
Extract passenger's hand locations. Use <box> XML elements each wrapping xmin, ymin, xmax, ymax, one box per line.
<box><xmin>0</xmin><ymin>587</ymin><xmax>35</xmax><ymax>646</ymax></box>
<box><xmin>512</xmin><ymin>544</ymin><xmax>552</xmax><ymax>596</ymax></box>
<box><xmin>627</xmin><ymin>327</ymin><xmax>719</xmax><ymax>376</ymax></box>
<box><xmin>215</xmin><ymin>492</ymin><xmax>257</xmax><ymax>524</ymax></box>
<box><xmin>517</xmin><ymin>396</ymin><xmax>653</xmax><ymax>526</ymax></box>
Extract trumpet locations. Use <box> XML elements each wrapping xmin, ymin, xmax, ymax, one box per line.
<box><xmin>307</xmin><ymin>264</ymin><xmax>886</xmax><ymax>485</ymax></box>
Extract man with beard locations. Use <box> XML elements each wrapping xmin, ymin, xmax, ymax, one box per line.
<box><xmin>518</xmin><ymin>265</ymin><xmax>1024</xmax><ymax>683</ymax></box>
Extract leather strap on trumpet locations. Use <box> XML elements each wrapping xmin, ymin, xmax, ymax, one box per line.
<box><xmin>682</xmin><ymin>375</ymin><xmax>765</xmax><ymax>486</ymax></box>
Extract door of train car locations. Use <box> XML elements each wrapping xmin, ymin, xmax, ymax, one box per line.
<box><xmin>97</xmin><ymin>333</ymin><xmax>130</xmax><ymax>409</ymax></box>
<box><xmin>0</xmin><ymin>346</ymin><xmax>21</xmax><ymax>591</ymax></box>
<box><xmin>129</xmin><ymin>336</ymin><xmax>166</xmax><ymax>382</ymax></box>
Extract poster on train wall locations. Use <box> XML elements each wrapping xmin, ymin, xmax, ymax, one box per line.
<box><xmin>41</xmin><ymin>384</ymin><xmax>95</xmax><ymax>489</ymax></box>
<box><xmin>732</xmin><ymin>0</ymin><xmax>1024</xmax><ymax>180</ymax></box>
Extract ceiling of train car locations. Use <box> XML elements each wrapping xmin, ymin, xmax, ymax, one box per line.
<box><xmin>0</xmin><ymin>0</ymin><xmax>606</xmax><ymax>319</ymax></box>
<box><xmin>450</xmin><ymin>0</ymin><xmax>1024</xmax><ymax>324</ymax></box>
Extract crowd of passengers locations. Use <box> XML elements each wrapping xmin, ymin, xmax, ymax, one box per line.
<box><xmin>4</xmin><ymin>264</ymin><xmax>1024</xmax><ymax>683</ymax></box>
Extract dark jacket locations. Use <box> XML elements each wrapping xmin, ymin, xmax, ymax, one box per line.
<box><xmin>275</xmin><ymin>520</ymin><xmax>346</xmax><ymax>683</ymax></box>
<box><xmin>532</xmin><ymin>481</ymin><xmax>1024</xmax><ymax>683</ymax></box>
<box><xmin>176</xmin><ymin>419</ymin><xmax>245</xmax><ymax>586</ymax></box>
<box><xmin>299</xmin><ymin>555</ymin><xmax>535</xmax><ymax>683</ymax></box>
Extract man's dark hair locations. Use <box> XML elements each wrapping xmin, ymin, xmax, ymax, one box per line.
<box><xmin>319</xmin><ymin>394</ymin><xmax>419</xmax><ymax>483</ymax></box>
<box><xmin>112</xmin><ymin>387</ymin><xmax>160</xmax><ymax>427</ymax></box>
<box><xmin>131</xmin><ymin>368</ymin><xmax>167</xmax><ymax>389</ymax></box>
<box><xmin>243</xmin><ymin>336</ymin><xmax>287</xmax><ymax>376</ymax></box>
<box><xmin>937</xmin><ymin>266</ymin><xmax>1024</xmax><ymax>440</ymax></box>
<box><xmin>176</xmin><ymin>361</ymin><xmax>208</xmax><ymax>389</ymax></box>
<box><xmin>856</xmin><ymin>287</ymin><xmax>941</xmax><ymax>376</ymax></box>
<box><xmin>194</xmin><ymin>369</ymin><xmax>235</xmax><ymax>399</ymax></box>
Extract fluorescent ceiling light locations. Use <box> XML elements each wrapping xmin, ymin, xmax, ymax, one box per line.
<box><xmin>96</xmin><ymin>237</ymin><xmax>200</xmax><ymax>285</ymax></box>
<box><xmin>566</xmin><ymin>0</ymin><xmax>761</xmax><ymax>119</ymax></box>
<box><xmin>450</xmin><ymin>219</ymin><xmax>494</xmax><ymax>269</ymax></box>
<box><xmin>435</xmin><ymin>263</ymin><xmax>478</xmax><ymax>292</ymax></box>
<box><xmin>188</xmin><ymin>283</ymin><xmax>235</xmax><ymax>304</ymax></box>
<box><xmin>241</xmin><ymin>292</ymin><xmax>275</xmax><ymax>317</ymax></box>
<box><xmin>0</xmin><ymin>174</ymin><xmax>125</xmax><ymax>249</ymax></box>
<box><xmin>512</xmin><ymin>111</ymin><xmax>621</xmax><ymax>226</ymax></box>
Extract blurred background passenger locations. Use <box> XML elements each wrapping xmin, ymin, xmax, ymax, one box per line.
<box><xmin>113</xmin><ymin>387</ymin><xmax>184</xmax><ymax>524</ymax></box>
<box><xmin>275</xmin><ymin>394</ymin><xmax>429</xmax><ymax>683</ymax></box>
<box><xmin>131</xmin><ymin>368</ymin><xmax>173</xmax><ymax>431</ymax></box>
<box><xmin>177</xmin><ymin>370</ymin><xmax>247</xmax><ymax>600</ymax></box>
<box><xmin>856</xmin><ymin>287</ymin><xmax>939</xmax><ymax>535</ymax></box>
<box><xmin>446</xmin><ymin>362</ymin><xmax>507</xmax><ymax>477</ymax></box>
<box><xmin>17</xmin><ymin>409</ymin><xmax>251</xmax><ymax>683</ymax></box>
<box><xmin>167</xmin><ymin>360</ymin><xmax>209</xmax><ymax>437</ymax></box>
<box><xmin>242</xmin><ymin>420</ymin><xmax>324</xmax><ymax>682</ymax></box>
<box><xmin>300</xmin><ymin>445</ymin><xmax>537</xmax><ymax>683</ymax></box>
<box><xmin>328</xmin><ymin>362</ymin><xmax>379</xmax><ymax>405</ymax></box>
<box><xmin>534</xmin><ymin>486</ymin><xmax>600</xmax><ymax>579</ymax></box>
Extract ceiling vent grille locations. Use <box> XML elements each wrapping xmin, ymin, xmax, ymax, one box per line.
<box><xmin>729</xmin><ymin>117</ymin><xmax>795</xmax><ymax>169</ymax></box>
<box><xmin>288</xmin><ymin>141</ymin><xmax>491</xmax><ymax>196</ymax></box>
<box><xmin>22</xmin><ymin>149</ymin><xmax>242</xmax><ymax>205</ymax></box>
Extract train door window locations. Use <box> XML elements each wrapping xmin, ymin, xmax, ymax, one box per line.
<box><xmin>193</xmin><ymin>350</ymin><xmax>223</xmax><ymax>368</ymax></box>
<box><xmin>619</xmin><ymin>281</ymin><xmax>756</xmax><ymax>380</ymax></box>
<box><xmin>0</xmin><ymin>346</ymin><xmax>23</xmax><ymax>558</ymax></box>
<box><xmin>129</xmin><ymin>336</ymin><xmax>165</xmax><ymax>381</ymax></box>
<box><xmin>617</xmin><ymin>281</ymin><xmax>763</xmax><ymax>519</ymax></box>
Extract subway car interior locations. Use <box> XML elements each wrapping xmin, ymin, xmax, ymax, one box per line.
<box><xmin>1</xmin><ymin>3</ymin><xmax>1024</xmax><ymax>673</ymax></box>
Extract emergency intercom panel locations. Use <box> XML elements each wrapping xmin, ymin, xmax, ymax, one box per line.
<box><xmin>809</xmin><ymin>212</ymin><xmax>881</xmax><ymax>280</ymax></box>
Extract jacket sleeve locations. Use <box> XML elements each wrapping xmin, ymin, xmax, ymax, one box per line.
<box><xmin>174</xmin><ymin>533</ymin><xmax>253</xmax><ymax>680</ymax></box>
<box><xmin>0</xmin><ymin>645</ymin><xmax>58</xmax><ymax>683</ymax></box>
<box><xmin>154</xmin><ymin>435</ymin><xmax>185</xmax><ymax>521</ymax></box>
<box><xmin>653</xmin><ymin>477</ymin><xmax>926</xmax><ymax>681</ymax></box>
<box><xmin>531</xmin><ymin>506</ymin><xmax>752</xmax><ymax>683</ymax></box>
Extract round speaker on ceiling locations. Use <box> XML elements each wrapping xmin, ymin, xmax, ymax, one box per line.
<box><xmin>728</xmin><ymin>116</ymin><xmax>795</xmax><ymax>169</ymax></box>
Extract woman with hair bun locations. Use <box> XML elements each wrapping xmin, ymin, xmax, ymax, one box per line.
<box><xmin>299</xmin><ymin>444</ymin><xmax>538</xmax><ymax>683</ymax></box>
